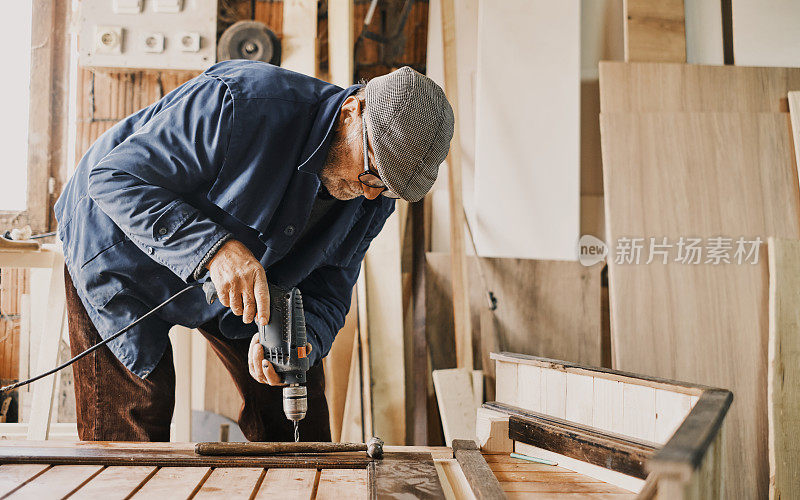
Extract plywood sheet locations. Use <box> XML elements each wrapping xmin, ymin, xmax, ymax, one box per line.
<box><xmin>600</xmin><ymin>112</ymin><xmax>800</xmax><ymax>499</ymax></box>
<box><xmin>732</xmin><ymin>0</ymin><xmax>800</xmax><ymax>67</ymax></box>
<box><xmin>623</xmin><ymin>0</ymin><xmax>686</xmax><ymax>63</ymax></box>
<box><xmin>425</xmin><ymin>253</ymin><xmax>602</xmax><ymax>373</ymax></box>
<box><xmin>599</xmin><ymin>62</ymin><xmax>800</xmax><ymax>113</ymax></box>
<box><xmin>767</xmin><ymin>238</ymin><xmax>800</xmax><ymax>499</ymax></box>
<box><xmin>473</xmin><ymin>0</ymin><xmax>580</xmax><ymax>260</ymax></box>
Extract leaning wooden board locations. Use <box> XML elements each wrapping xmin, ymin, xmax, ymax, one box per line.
<box><xmin>600</xmin><ymin>111</ymin><xmax>800</xmax><ymax>499</ymax></box>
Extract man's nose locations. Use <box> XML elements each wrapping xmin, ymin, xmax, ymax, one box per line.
<box><xmin>362</xmin><ymin>185</ymin><xmax>382</xmax><ymax>200</ymax></box>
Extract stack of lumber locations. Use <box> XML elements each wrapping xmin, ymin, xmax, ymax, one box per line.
<box><xmin>599</xmin><ymin>61</ymin><xmax>800</xmax><ymax>498</ymax></box>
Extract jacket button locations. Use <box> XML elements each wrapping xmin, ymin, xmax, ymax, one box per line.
<box><xmin>284</xmin><ymin>225</ymin><xmax>295</xmax><ymax>236</ymax></box>
<box><xmin>158</xmin><ymin>227</ymin><xmax>168</xmax><ymax>235</ymax></box>
<box><xmin>147</xmin><ymin>246</ymin><xmax>155</xmax><ymax>255</ymax></box>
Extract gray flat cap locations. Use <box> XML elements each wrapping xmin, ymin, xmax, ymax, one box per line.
<box><xmin>364</xmin><ymin>66</ymin><xmax>454</xmax><ymax>202</ymax></box>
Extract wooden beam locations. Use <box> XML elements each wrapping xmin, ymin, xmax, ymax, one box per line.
<box><xmin>439</xmin><ymin>0</ymin><xmax>473</xmax><ymax>371</ymax></box>
<box><xmin>486</xmin><ymin>402</ymin><xmax>656</xmax><ymax>479</ymax></box>
<box><xmin>26</xmin><ymin>0</ymin><xmax>71</xmax><ymax>232</ymax></box>
<box><xmin>451</xmin><ymin>440</ymin><xmax>506</xmax><ymax>500</ymax></box>
<box><xmin>282</xmin><ymin>0</ymin><xmax>318</xmax><ymax>76</ymax></box>
<box><xmin>410</xmin><ymin>201</ymin><xmax>428</xmax><ymax>445</ymax></box>
<box><xmin>328</xmin><ymin>0</ymin><xmax>354</xmax><ymax>87</ymax></box>
<box><xmin>432</xmin><ymin>369</ymin><xmax>477</xmax><ymax>446</ymax></box>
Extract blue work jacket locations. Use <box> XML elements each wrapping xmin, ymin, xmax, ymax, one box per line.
<box><xmin>55</xmin><ymin>60</ymin><xmax>395</xmax><ymax>377</ymax></box>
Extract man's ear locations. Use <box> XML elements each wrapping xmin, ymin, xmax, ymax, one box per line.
<box><xmin>339</xmin><ymin>96</ymin><xmax>362</xmax><ymax>125</ymax></box>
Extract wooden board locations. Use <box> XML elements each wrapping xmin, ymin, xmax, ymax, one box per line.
<box><xmin>69</xmin><ymin>465</ymin><xmax>156</xmax><ymax>499</ymax></box>
<box><xmin>599</xmin><ymin>62</ymin><xmax>800</xmax><ymax>113</ymax></box>
<box><xmin>8</xmin><ymin>465</ymin><xmax>103</xmax><ymax>498</ymax></box>
<box><xmin>623</xmin><ymin>0</ymin><xmax>686</xmax><ymax>63</ymax></box>
<box><xmin>363</xmin><ymin>210</ymin><xmax>405</xmax><ymax>445</ymax></box>
<box><xmin>425</xmin><ymin>253</ymin><xmax>602</xmax><ymax>372</ymax></box>
<box><xmin>731</xmin><ymin>0</ymin><xmax>800</xmax><ymax>67</ymax></box>
<box><xmin>790</xmin><ymin>92</ymin><xmax>800</xmax><ymax>183</ymax></box>
<box><xmin>281</xmin><ymin>0</ymin><xmax>317</xmax><ymax>76</ymax></box>
<box><xmin>600</xmin><ymin>112</ymin><xmax>800</xmax><ymax>499</ymax></box>
<box><xmin>194</xmin><ymin>467</ymin><xmax>265</xmax><ymax>499</ymax></box>
<box><xmin>255</xmin><ymin>468</ymin><xmax>317</xmax><ymax>499</ymax></box>
<box><xmin>432</xmin><ymin>368</ymin><xmax>478</xmax><ymax>445</ymax></box>
<box><xmin>131</xmin><ymin>467</ymin><xmax>210</xmax><ymax>498</ymax></box>
<box><xmin>683</xmin><ymin>0</ymin><xmax>724</xmax><ymax>65</ymax></box>
<box><xmin>473</xmin><ymin>0</ymin><xmax>580</xmax><ymax>260</ymax></box>
<box><xmin>316</xmin><ymin>469</ymin><xmax>366</xmax><ymax>499</ymax></box>
<box><xmin>767</xmin><ymin>238</ymin><xmax>800</xmax><ymax>499</ymax></box>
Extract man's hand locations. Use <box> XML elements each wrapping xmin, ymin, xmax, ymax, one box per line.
<box><xmin>206</xmin><ymin>239</ymin><xmax>269</xmax><ymax>326</ymax></box>
<box><xmin>248</xmin><ymin>334</ymin><xmax>313</xmax><ymax>385</ymax></box>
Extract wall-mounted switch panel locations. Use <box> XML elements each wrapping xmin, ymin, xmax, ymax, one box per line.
<box><xmin>79</xmin><ymin>0</ymin><xmax>217</xmax><ymax>70</ymax></box>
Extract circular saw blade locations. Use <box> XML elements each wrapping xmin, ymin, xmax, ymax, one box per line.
<box><xmin>217</xmin><ymin>20</ymin><xmax>281</xmax><ymax>65</ymax></box>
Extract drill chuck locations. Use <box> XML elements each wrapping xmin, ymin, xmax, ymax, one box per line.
<box><xmin>283</xmin><ymin>384</ymin><xmax>307</xmax><ymax>422</ymax></box>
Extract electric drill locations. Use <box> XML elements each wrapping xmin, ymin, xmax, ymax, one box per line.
<box><xmin>203</xmin><ymin>281</ymin><xmax>309</xmax><ymax>441</ymax></box>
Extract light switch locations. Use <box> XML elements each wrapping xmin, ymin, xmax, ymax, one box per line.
<box><xmin>154</xmin><ymin>0</ymin><xmax>184</xmax><ymax>13</ymax></box>
<box><xmin>112</xmin><ymin>0</ymin><xmax>142</xmax><ymax>14</ymax></box>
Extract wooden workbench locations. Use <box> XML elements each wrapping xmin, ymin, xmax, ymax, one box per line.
<box><xmin>0</xmin><ymin>441</ymin><xmax>636</xmax><ymax>499</ymax></box>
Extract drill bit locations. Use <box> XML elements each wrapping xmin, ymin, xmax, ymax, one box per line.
<box><xmin>294</xmin><ymin>421</ymin><xmax>299</xmax><ymax>442</ymax></box>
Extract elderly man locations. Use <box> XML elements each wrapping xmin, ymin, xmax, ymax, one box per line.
<box><xmin>54</xmin><ymin>61</ymin><xmax>453</xmax><ymax>442</ymax></box>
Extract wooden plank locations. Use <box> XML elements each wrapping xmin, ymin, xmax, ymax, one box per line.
<box><xmin>411</xmin><ymin>201</ymin><xmax>429</xmax><ymax>445</ymax></box>
<box><xmin>194</xmin><ymin>467</ymin><xmax>265</xmax><ymax>499</ymax></box>
<box><xmin>451</xmin><ymin>440</ymin><xmax>506</xmax><ymax>499</ymax></box>
<box><xmin>440</xmin><ymin>0</ymin><xmax>473</xmax><ymax>371</ymax></box>
<box><xmin>432</xmin><ymin>368</ymin><xmax>477</xmax><ymax>445</ymax></box>
<box><xmin>473</xmin><ymin>0</ymin><xmax>579</xmax><ymax>261</ymax></box>
<box><xmin>622</xmin><ymin>385</ymin><xmax>655</xmax><ymax>443</ymax></box>
<box><xmin>9</xmin><ymin>465</ymin><xmax>103</xmax><ymax>499</ymax></box>
<box><xmin>731</xmin><ymin>0</ymin><xmax>800</xmax><ymax>67</ymax></box>
<box><xmin>565</xmin><ymin>373</ymin><xmax>594</xmax><ymax>427</ymax></box>
<box><xmin>281</xmin><ymin>0</ymin><xmax>317</xmax><ymax>76</ymax></box>
<box><xmin>623</xmin><ymin>0</ymin><xmax>686</xmax><ymax>63</ymax></box>
<box><xmin>340</xmin><ymin>315</ymin><xmax>364</xmax><ymax>443</ymax></box>
<box><xmin>600</xmin><ymin>111</ymin><xmax>800</xmax><ymax>499</ymax></box>
<box><xmin>327</xmin><ymin>0</ymin><xmax>353</xmax><ymax>88</ymax></box>
<box><xmin>168</xmin><ymin>326</ymin><xmax>192</xmax><ymax>442</ymax></box>
<box><xmin>363</xmin><ymin>210</ymin><xmax>405</xmax><ymax>445</ymax></box>
<box><xmin>514</xmin><ymin>442</ymin><xmax>644</xmax><ymax>494</ymax></box>
<box><xmin>355</xmin><ymin>271</ymin><xmax>373</xmax><ymax>438</ymax></box>
<box><xmin>27</xmin><ymin>251</ymin><xmax>65</xmax><ymax>440</ymax></box>
<box><xmin>542</xmin><ymin>370</ymin><xmax>567</xmax><ymax>419</ymax></box>
<box><xmin>131</xmin><ymin>466</ymin><xmax>210</xmax><ymax>499</ymax></box>
<box><xmin>501</xmin><ymin>410</ymin><xmax>655</xmax><ymax>480</ymax></box>
<box><xmin>254</xmin><ymin>468</ymin><xmax>317</xmax><ymax>500</ymax></box>
<box><xmin>490</xmin><ymin>353</ymin><xmax>706</xmax><ymax>396</ymax></box>
<box><xmin>323</xmin><ymin>289</ymin><xmax>358</xmax><ymax>442</ymax></box>
<box><xmin>0</xmin><ymin>464</ymin><xmax>49</xmax><ymax>497</ymax></box>
<box><xmin>654</xmin><ymin>389</ymin><xmax>692</xmax><ymax>445</ymax></box>
<box><xmin>435</xmin><ymin>458</ymin><xmax>476</xmax><ymax>500</ymax></box>
<box><xmin>316</xmin><ymin>469</ymin><xmax>366</xmax><ymax>499</ymax></box>
<box><xmin>69</xmin><ymin>465</ymin><xmax>156</xmax><ymax>499</ymax></box>
<box><xmin>767</xmin><ymin>238</ymin><xmax>800</xmax><ymax>499</ymax></box>
<box><xmin>684</xmin><ymin>0</ymin><xmax>724</xmax><ymax>64</ymax></box>
<box><xmin>516</xmin><ymin>364</ymin><xmax>542</xmax><ymax>413</ymax></box>
<box><xmin>599</xmin><ymin>62</ymin><xmax>800</xmax><ymax>113</ymax></box>
<box><xmin>593</xmin><ymin>378</ymin><xmax>624</xmax><ymax>435</ymax></box>
<box><xmin>495</xmin><ymin>361</ymin><xmax>518</xmax><ymax>407</ymax></box>
<box><xmin>426</xmin><ymin>254</ymin><xmax>603</xmax><ymax>372</ymax></box>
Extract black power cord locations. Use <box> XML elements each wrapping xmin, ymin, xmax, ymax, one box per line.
<box><xmin>0</xmin><ymin>282</ymin><xmax>204</xmax><ymax>394</ymax></box>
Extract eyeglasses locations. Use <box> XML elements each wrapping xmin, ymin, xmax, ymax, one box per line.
<box><xmin>358</xmin><ymin>109</ymin><xmax>400</xmax><ymax>199</ymax></box>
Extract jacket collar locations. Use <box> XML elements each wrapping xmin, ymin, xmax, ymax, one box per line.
<box><xmin>297</xmin><ymin>84</ymin><xmax>363</xmax><ymax>174</ymax></box>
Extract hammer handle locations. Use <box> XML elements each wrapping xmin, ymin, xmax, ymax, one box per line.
<box><xmin>195</xmin><ymin>441</ymin><xmax>366</xmax><ymax>456</ymax></box>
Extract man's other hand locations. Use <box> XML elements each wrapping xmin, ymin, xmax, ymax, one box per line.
<box><xmin>206</xmin><ymin>239</ymin><xmax>270</xmax><ymax>326</ymax></box>
<box><xmin>248</xmin><ymin>334</ymin><xmax>314</xmax><ymax>385</ymax></box>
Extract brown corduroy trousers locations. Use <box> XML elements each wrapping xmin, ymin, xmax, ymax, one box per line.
<box><xmin>64</xmin><ymin>266</ymin><xmax>331</xmax><ymax>442</ymax></box>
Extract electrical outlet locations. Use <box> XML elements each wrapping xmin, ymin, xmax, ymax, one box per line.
<box><xmin>95</xmin><ymin>26</ymin><xmax>123</xmax><ymax>55</ymax></box>
<box><xmin>142</xmin><ymin>33</ymin><xmax>165</xmax><ymax>53</ymax></box>
<box><xmin>178</xmin><ymin>32</ymin><xmax>200</xmax><ymax>53</ymax></box>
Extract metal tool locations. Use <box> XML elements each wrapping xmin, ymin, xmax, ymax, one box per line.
<box><xmin>203</xmin><ymin>281</ymin><xmax>309</xmax><ymax>442</ymax></box>
<box><xmin>217</xmin><ymin>20</ymin><xmax>281</xmax><ymax>65</ymax></box>
<box><xmin>195</xmin><ymin>437</ymin><xmax>385</xmax><ymax>459</ymax></box>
